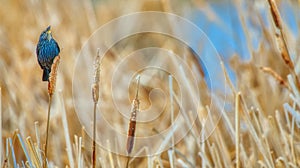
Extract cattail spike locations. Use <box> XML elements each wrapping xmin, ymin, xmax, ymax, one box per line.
<box><xmin>48</xmin><ymin>56</ymin><xmax>60</xmax><ymax>96</ymax></box>
<box><xmin>126</xmin><ymin>76</ymin><xmax>141</xmax><ymax>155</ymax></box>
<box><xmin>92</xmin><ymin>49</ymin><xmax>101</xmax><ymax>168</ymax></box>
<box><xmin>92</xmin><ymin>48</ymin><xmax>101</xmax><ymax>103</ymax></box>
<box><xmin>267</xmin><ymin>0</ymin><xmax>282</xmax><ymax>30</ymax></box>
<box><xmin>126</xmin><ymin>121</ymin><xmax>136</xmax><ymax>154</ymax></box>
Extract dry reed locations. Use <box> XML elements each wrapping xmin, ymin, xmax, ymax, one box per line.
<box><xmin>0</xmin><ymin>87</ymin><xmax>2</xmax><ymax>166</ymax></box>
<box><xmin>126</xmin><ymin>76</ymin><xmax>140</xmax><ymax>167</ymax></box>
<box><xmin>26</xmin><ymin>136</ymin><xmax>42</xmax><ymax>168</ymax></box>
<box><xmin>1</xmin><ymin>0</ymin><xmax>300</xmax><ymax>167</ymax></box>
<box><xmin>44</xmin><ymin>55</ymin><xmax>60</xmax><ymax>168</ymax></box>
<box><xmin>266</xmin><ymin>0</ymin><xmax>300</xmax><ymax>90</ymax></box>
<box><xmin>260</xmin><ymin>66</ymin><xmax>291</xmax><ymax>91</ymax></box>
<box><xmin>126</xmin><ymin>76</ymin><xmax>140</xmax><ymax>155</ymax></box>
<box><xmin>267</xmin><ymin>0</ymin><xmax>282</xmax><ymax>30</ymax></box>
<box><xmin>235</xmin><ymin>92</ymin><xmax>241</xmax><ymax>168</ymax></box>
<box><xmin>91</xmin><ymin>49</ymin><xmax>101</xmax><ymax>168</ymax></box>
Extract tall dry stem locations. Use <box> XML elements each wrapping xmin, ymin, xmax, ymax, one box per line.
<box><xmin>0</xmin><ymin>87</ymin><xmax>2</xmax><ymax>166</ymax></box>
<box><xmin>266</xmin><ymin>0</ymin><xmax>300</xmax><ymax>88</ymax></box>
<box><xmin>260</xmin><ymin>66</ymin><xmax>291</xmax><ymax>91</ymax></box>
<box><xmin>44</xmin><ymin>55</ymin><xmax>60</xmax><ymax>168</ymax></box>
<box><xmin>235</xmin><ymin>92</ymin><xmax>241</xmax><ymax>168</ymax></box>
<box><xmin>91</xmin><ymin>49</ymin><xmax>101</xmax><ymax>168</ymax></box>
<box><xmin>126</xmin><ymin>76</ymin><xmax>141</xmax><ymax>167</ymax></box>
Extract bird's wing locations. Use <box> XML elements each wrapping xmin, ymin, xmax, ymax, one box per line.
<box><xmin>36</xmin><ymin>43</ymin><xmax>44</xmax><ymax>69</ymax></box>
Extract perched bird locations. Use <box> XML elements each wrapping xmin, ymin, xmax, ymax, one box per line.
<box><xmin>36</xmin><ymin>26</ymin><xmax>60</xmax><ymax>81</ymax></box>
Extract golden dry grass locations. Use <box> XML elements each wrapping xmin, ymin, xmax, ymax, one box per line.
<box><xmin>1</xmin><ymin>0</ymin><xmax>300</xmax><ymax>167</ymax></box>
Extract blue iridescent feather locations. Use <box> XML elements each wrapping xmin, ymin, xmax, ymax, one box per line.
<box><xmin>36</xmin><ymin>26</ymin><xmax>60</xmax><ymax>81</ymax></box>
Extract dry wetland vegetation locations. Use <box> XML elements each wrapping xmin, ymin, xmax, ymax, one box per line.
<box><xmin>1</xmin><ymin>0</ymin><xmax>300</xmax><ymax>167</ymax></box>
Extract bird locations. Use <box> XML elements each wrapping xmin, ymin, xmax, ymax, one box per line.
<box><xmin>36</xmin><ymin>26</ymin><xmax>60</xmax><ymax>81</ymax></box>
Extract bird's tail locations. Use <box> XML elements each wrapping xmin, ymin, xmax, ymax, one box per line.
<box><xmin>42</xmin><ymin>69</ymin><xmax>50</xmax><ymax>81</ymax></box>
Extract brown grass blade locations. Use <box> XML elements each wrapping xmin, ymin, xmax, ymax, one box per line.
<box><xmin>259</xmin><ymin>66</ymin><xmax>291</xmax><ymax>91</ymax></box>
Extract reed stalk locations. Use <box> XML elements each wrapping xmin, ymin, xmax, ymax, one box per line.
<box><xmin>44</xmin><ymin>56</ymin><xmax>60</xmax><ymax>168</ymax></box>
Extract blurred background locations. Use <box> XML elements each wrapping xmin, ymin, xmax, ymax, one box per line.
<box><xmin>0</xmin><ymin>0</ymin><xmax>300</xmax><ymax>167</ymax></box>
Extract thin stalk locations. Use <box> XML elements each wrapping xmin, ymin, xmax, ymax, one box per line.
<box><xmin>92</xmin><ymin>49</ymin><xmax>101</xmax><ymax>168</ymax></box>
<box><xmin>9</xmin><ymin>138</ymin><xmax>17</xmax><ymax>168</ymax></box>
<box><xmin>44</xmin><ymin>95</ymin><xmax>52</xmax><ymax>168</ymax></box>
<box><xmin>26</xmin><ymin>137</ymin><xmax>42</xmax><ymax>168</ymax></box>
<box><xmin>92</xmin><ymin>103</ymin><xmax>97</xmax><ymax>168</ymax></box>
<box><xmin>0</xmin><ymin>87</ymin><xmax>2</xmax><ymax>166</ymax></box>
<box><xmin>35</xmin><ymin>122</ymin><xmax>42</xmax><ymax>165</ymax></box>
<box><xmin>126</xmin><ymin>157</ymin><xmax>130</xmax><ymax>168</ymax></box>
<box><xmin>44</xmin><ymin>55</ymin><xmax>60</xmax><ymax>168</ymax></box>
<box><xmin>168</xmin><ymin>75</ymin><xmax>175</xmax><ymax>168</ymax></box>
<box><xmin>59</xmin><ymin>91</ymin><xmax>74</xmax><ymax>168</ymax></box>
<box><xmin>17</xmin><ymin>134</ymin><xmax>34</xmax><ymax>167</ymax></box>
<box><xmin>235</xmin><ymin>92</ymin><xmax>241</xmax><ymax>168</ymax></box>
<box><xmin>126</xmin><ymin>75</ymin><xmax>141</xmax><ymax>168</ymax></box>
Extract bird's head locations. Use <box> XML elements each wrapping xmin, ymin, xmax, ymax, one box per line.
<box><xmin>39</xmin><ymin>25</ymin><xmax>52</xmax><ymax>41</ymax></box>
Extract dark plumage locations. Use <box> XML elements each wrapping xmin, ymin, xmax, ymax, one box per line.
<box><xmin>36</xmin><ymin>26</ymin><xmax>60</xmax><ymax>81</ymax></box>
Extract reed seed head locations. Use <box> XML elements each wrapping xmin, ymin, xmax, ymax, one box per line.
<box><xmin>126</xmin><ymin>76</ymin><xmax>141</xmax><ymax>154</ymax></box>
<box><xmin>260</xmin><ymin>66</ymin><xmax>291</xmax><ymax>90</ymax></box>
<box><xmin>267</xmin><ymin>0</ymin><xmax>282</xmax><ymax>30</ymax></box>
<box><xmin>92</xmin><ymin>49</ymin><xmax>101</xmax><ymax>103</ymax></box>
<box><xmin>48</xmin><ymin>56</ymin><xmax>60</xmax><ymax>96</ymax></box>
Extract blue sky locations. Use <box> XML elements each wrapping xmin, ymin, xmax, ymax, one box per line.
<box><xmin>188</xmin><ymin>1</ymin><xmax>298</xmax><ymax>88</ymax></box>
